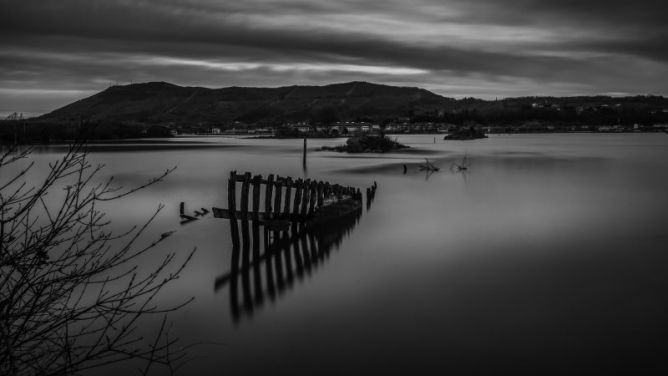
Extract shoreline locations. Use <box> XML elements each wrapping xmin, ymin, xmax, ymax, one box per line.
<box><xmin>1</xmin><ymin>131</ymin><xmax>665</xmax><ymax>147</ymax></box>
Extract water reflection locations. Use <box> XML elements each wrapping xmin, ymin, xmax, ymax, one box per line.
<box><xmin>214</xmin><ymin>204</ymin><xmax>365</xmax><ymax>323</ymax></box>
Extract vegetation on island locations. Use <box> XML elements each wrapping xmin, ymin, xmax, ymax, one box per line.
<box><xmin>443</xmin><ymin>124</ymin><xmax>488</xmax><ymax>140</ymax></box>
<box><xmin>321</xmin><ymin>134</ymin><xmax>409</xmax><ymax>153</ymax></box>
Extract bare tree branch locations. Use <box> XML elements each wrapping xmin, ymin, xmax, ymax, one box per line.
<box><xmin>1</xmin><ymin>140</ymin><xmax>194</xmax><ymax>376</ymax></box>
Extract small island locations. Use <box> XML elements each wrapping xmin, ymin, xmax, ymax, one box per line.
<box><xmin>321</xmin><ymin>134</ymin><xmax>409</xmax><ymax>153</ymax></box>
<box><xmin>443</xmin><ymin>125</ymin><xmax>488</xmax><ymax>140</ymax></box>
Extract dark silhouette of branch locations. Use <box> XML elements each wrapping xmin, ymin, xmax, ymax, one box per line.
<box><xmin>1</xmin><ymin>140</ymin><xmax>195</xmax><ymax>375</ymax></box>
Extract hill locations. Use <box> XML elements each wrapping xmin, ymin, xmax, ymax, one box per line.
<box><xmin>41</xmin><ymin>81</ymin><xmax>453</xmax><ymax>125</ymax></box>
<box><xmin>3</xmin><ymin>81</ymin><xmax>668</xmax><ymax>143</ymax></box>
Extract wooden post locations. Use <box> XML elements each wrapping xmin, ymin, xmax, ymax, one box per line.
<box><xmin>251</xmin><ymin>174</ymin><xmax>262</xmax><ymax>264</ymax></box>
<box><xmin>265</xmin><ymin>174</ymin><xmax>275</xmax><ymax>219</ymax></box>
<box><xmin>283</xmin><ymin>177</ymin><xmax>292</xmax><ymax>217</ymax></box>
<box><xmin>324</xmin><ymin>182</ymin><xmax>331</xmax><ymax>201</ymax></box>
<box><xmin>273</xmin><ymin>176</ymin><xmax>283</xmax><ymax>218</ymax></box>
<box><xmin>292</xmin><ymin>179</ymin><xmax>302</xmax><ymax>218</ymax></box>
<box><xmin>300</xmin><ymin>179</ymin><xmax>311</xmax><ymax>217</ymax></box>
<box><xmin>317</xmin><ymin>181</ymin><xmax>324</xmax><ymax>207</ymax></box>
<box><xmin>240</xmin><ymin>172</ymin><xmax>251</xmax><ymax>220</ymax></box>
<box><xmin>228</xmin><ymin>171</ymin><xmax>240</xmax><ymax>249</ymax></box>
<box><xmin>240</xmin><ymin>173</ymin><xmax>251</xmax><ymax>269</ymax></box>
<box><xmin>251</xmin><ymin>175</ymin><xmax>261</xmax><ymax>222</ymax></box>
<box><xmin>228</xmin><ymin>171</ymin><xmax>237</xmax><ymax>219</ymax></box>
<box><xmin>308</xmin><ymin>181</ymin><xmax>317</xmax><ymax>215</ymax></box>
<box><xmin>302</xmin><ymin>137</ymin><xmax>307</xmax><ymax>172</ymax></box>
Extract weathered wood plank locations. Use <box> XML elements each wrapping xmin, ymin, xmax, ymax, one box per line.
<box><xmin>308</xmin><ymin>181</ymin><xmax>317</xmax><ymax>215</ymax></box>
<box><xmin>273</xmin><ymin>176</ymin><xmax>283</xmax><ymax>217</ymax></box>
<box><xmin>234</xmin><ymin>175</ymin><xmax>296</xmax><ymax>186</ymax></box>
<box><xmin>324</xmin><ymin>182</ymin><xmax>331</xmax><ymax>200</ymax></box>
<box><xmin>213</xmin><ymin>207</ymin><xmax>305</xmax><ymax>222</ymax></box>
<box><xmin>240</xmin><ymin>172</ymin><xmax>251</xmax><ymax>220</ymax></box>
<box><xmin>283</xmin><ymin>177</ymin><xmax>292</xmax><ymax>216</ymax></box>
<box><xmin>316</xmin><ymin>181</ymin><xmax>324</xmax><ymax>207</ymax></box>
<box><xmin>292</xmin><ymin>179</ymin><xmax>302</xmax><ymax>216</ymax></box>
<box><xmin>265</xmin><ymin>174</ymin><xmax>274</xmax><ymax>218</ymax></box>
<box><xmin>300</xmin><ymin>179</ymin><xmax>311</xmax><ymax>217</ymax></box>
<box><xmin>228</xmin><ymin>171</ymin><xmax>237</xmax><ymax>218</ymax></box>
<box><xmin>251</xmin><ymin>175</ymin><xmax>261</xmax><ymax>221</ymax></box>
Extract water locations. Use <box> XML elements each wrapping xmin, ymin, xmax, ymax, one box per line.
<box><xmin>13</xmin><ymin>134</ymin><xmax>668</xmax><ymax>374</ymax></box>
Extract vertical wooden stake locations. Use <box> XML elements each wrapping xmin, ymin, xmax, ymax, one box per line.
<box><xmin>265</xmin><ymin>174</ymin><xmax>275</xmax><ymax>219</ymax></box>
<box><xmin>302</xmin><ymin>137</ymin><xmax>307</xmax><ymax>172</ymax></box>
<box><xmin>228</xmin><ymin>171</ymin><xmax>240</xmax><ymax>249</ymax></box>
<box><xmin>240</xmin><ymin>172</ymin><xmax>251</xmax><ymax>220</ymax></box>
<box><xmin>292</xmin><ymin>179</ymin><xmax>302</xmax><ymax>219</ymax></box>
<box><xmin>273</xmin><ymin>176</ymin><xmax>283</xmax><ymax>218</ymax></box>
<box><xmin>316</xmin><ymin>181</ymin><xmax>324</xmax><ymax>208</ymax></box>
<box><xmin>251</xmin><ymin>175</ymin><xmax>262</xmax><ymax>265</ymax></box>
<box><xmin>283</xmin><ymin>177</ymin><xmax>292</xmax><ymax>218</ymax></box>
<box><xmin>300</xmin><ymin>179</ymin><xmax>311</xmax><ymax>218</ymax></box>
<box><xmin>308</xmin><ymin>181</ymin><xmax>317</xmax><ymax>215</ymax></box>
<box><xmin>228</xmin><ymin>171</ymin><xmax>237</xmax><ymax>219</ymax></box>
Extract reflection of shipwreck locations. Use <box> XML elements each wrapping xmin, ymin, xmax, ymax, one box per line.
<box><xmin>213</xmin><ymin>171</ymin><xmax>373</xmax><ymax>323</ymax></box>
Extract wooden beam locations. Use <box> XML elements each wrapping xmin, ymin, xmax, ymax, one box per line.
<box><xmin>228</xmin><ymin>171</ymin><xmax>237</xmax><ymax>219</ymax></box>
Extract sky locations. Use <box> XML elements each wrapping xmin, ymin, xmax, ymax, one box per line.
<box><xmin>1</xmin><ymin>0</ymin><xmax>667</xmax><ymax>116</ymax></box>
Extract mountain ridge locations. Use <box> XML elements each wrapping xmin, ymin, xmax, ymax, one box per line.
<box><xmin>33</xmin><ymin>81</ymin><xmax>668</xmax><ymax>131</ymax></box>
<box><xmin>42</xmin><ymin>81</ymin><xmax>453</xmax><ymax>124</ymax></box>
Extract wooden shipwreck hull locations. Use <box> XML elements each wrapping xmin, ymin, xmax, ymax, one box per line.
<box><xmin>212</xmin><ymin>170</ymin><xmax>374</xmax><ymax>322</ymax></box>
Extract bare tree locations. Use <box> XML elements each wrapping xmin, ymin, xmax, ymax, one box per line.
<box><xmin>0</xmin><ymin>142</ymin><xmax>195</xmax><ymax>375</ymax></box>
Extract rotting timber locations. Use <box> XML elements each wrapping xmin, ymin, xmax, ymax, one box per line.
<box><xmin>212</xmin><ymin>171</ymin><xmax>366</xmax><ymax>230</ymax></box>
<box><xmin>213</xmin><ymin>171</ymin><xmax>376</xmax><ymax>322</ymax></box>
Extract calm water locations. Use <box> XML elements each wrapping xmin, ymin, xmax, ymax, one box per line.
<box><xmin>18</xmin><ymin>134</ymin><xmax>668</xmax><ymax>374</ymax></box>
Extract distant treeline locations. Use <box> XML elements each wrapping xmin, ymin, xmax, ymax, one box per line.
<box><xmin>411</xmin><ymin>107</ymin><xmax>668</xmax><ymax>127</ymax></box>
<box><xmin>0</xmin><ymin>121</ymin><xmax>171</xmax><ymax>144</ymax></box>
<box><xmin>256</xmin><ymin>96</ymin><xmax>668</xmax><ymax>127</ymax></box>
<box><xmin>4</xmin><ymin>95</ymin><xmax>668</xmax><ymax>144</ymax></box>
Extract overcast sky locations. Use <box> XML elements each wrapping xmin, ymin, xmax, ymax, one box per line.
<box><xmin>1</xmin><ymin>0</ymin><xmax>667</xmax><ymax>116</ymax></box>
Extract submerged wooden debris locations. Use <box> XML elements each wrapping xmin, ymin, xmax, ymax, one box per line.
<box><xmin>212</xmin><ymin>171</ymin><xmax>364</xmax><ymax>229</ymax></box>
<box><xmin>179</xmin><ymin>202</ymin><xmax>199</xmax><ymax>224</ymax></box>
<box><xmin>418</xmin><ymin>158</ymin><xmax>440</xmax><ymax>172</ymax></box>
<box><xmin>451</xmin><ymin>153</ymin><xmax>471</xmax><ymax>172</ymax></box>
<box><xmin>213</xmin><ymin>170</ymin><xmax>376</xmax><ymax>322</ymax></box>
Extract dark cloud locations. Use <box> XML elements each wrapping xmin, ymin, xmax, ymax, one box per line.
<box><xmin>1</xmin><ymin>0</ymin><xmax>667</xmax><ymax>116</ymax></box>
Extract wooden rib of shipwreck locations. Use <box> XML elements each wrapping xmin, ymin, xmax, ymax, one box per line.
<box><xmin>213</xmin><ymin>170</ymin><xmax>372</xmax><ymax>322</ymax></box>
<box><xmin>212</xmin><ymin>171</ymin><xmax>365</xmax><ymax>230</ymax></box>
